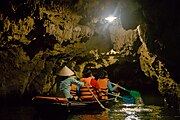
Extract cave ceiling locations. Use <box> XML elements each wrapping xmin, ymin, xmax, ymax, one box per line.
<box><xmin>1</xmin><ymin>0</ymin><xmax>179</xmax><ymax>80</ymax></box>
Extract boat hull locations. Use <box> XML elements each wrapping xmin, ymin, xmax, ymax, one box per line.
<box><xmin>32</xmin><ymin>96</ymin><xmax>114</xmax><ymax>113</ymax></box>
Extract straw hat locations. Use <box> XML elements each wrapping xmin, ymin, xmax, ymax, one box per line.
<box><xmin>57</xmin><ymin>66</ymin><xmax>75</xmax><ymax>76</ymax></box>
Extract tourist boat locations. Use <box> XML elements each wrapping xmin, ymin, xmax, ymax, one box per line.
<box><xmin>32</xmin><ymin>96</ymin><xmax>115</xmax><ymax>113</ymax></box>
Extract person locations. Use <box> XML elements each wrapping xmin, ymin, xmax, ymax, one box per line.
<box><xmin>57</xmin><ymin>66</ymin><xmax>84</xmax><ymax>101</ymax></box>
<box><xmin>96</xmin><ymin>69</ymin><xmax>118</xmax><ymax>100</ymax></box>
<box><xmin>79</xmin><ymin>69</ymin><xmax>100</xmax><ymax>100</ymax></box>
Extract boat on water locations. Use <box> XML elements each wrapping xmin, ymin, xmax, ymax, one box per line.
<box><xmin>32</xmin><ymin>96</ymin><xmax>115</xmax><ymax>113</ymax></box>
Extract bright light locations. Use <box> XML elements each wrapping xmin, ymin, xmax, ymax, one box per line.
<box><xmin>105</xmin><ymin>16</ymin><xmax>117</xmax><ymax>22</ymax></box>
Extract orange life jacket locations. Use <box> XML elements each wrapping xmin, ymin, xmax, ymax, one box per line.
<box><xmin>70</xmin><ymin>84</ymin><xmax>77</xmax><ymax>98</ymax></box>
<box><xmin>80</xmin><ymin>77</ymin><xmax>97</xmax><ymax>100</ymax></box>
<box><xmin>97</xmin><ymin>78</ymin><xmax>109</xmax><ymax>100</ymax></box>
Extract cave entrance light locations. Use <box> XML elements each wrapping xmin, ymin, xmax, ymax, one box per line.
<box><xmin>105</xmin><ymin>16</ymin><xmax>117</xmax><ymax>22</ymax></box>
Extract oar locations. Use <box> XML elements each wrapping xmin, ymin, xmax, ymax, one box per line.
<box><xmin>86</xmin><ymin>86</ymin><xmax>107</xmax><ymax>110</ymax></box>
<box><xmin>106</xmin><ymin>93</ymin><xmax>135</xmax><ymax>104</ymax></box>
<box><xmin>45</xmin><ymin>81</ymin><xmax>57</xmax><ymax>95</ymax></box>
<box><xmin>111</xmin><ymin>82</ymin><xmax>141</xmax><ymax>99</ymax></box>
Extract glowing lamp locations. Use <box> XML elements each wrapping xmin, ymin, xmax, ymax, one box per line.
<box><xmin>105</xmin><ymin>16</ymin><xmax>117</xmax><ymax>22</ymax></box>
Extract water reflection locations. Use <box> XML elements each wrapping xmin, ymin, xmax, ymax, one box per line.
<box><xmin>68</xmin><ymin>104</ymin><xmax>180</xmax><ymax>120</ymax></box>
<box><xmin>67</xmin><ymin>103</ymin><xmax>180</xmax><ymax>120</ymax></box>
<box><xmin>0</xmin><ymin>102</ymin><xmax>179</xmax><ymax>120</ymax></box>
<box><xmin>68</xmin><ymin>111</ymin><xmax>109</xmax><ymax>120</ymax></box>
<box><xmin>109</xmin><ymin>103</ymin><xmax>179</xmax><ymax>120</ymax></box>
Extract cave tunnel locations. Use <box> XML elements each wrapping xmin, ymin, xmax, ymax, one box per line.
<box><xmin>0</xmin><ymin>0</ymin><xmax>180</xmax><ymax>119</ymax></box>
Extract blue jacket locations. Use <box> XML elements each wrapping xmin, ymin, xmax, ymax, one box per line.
<box><xmin>59</xmin><ymin>77</ymin><xmax>84</xmax><ymax>98</ymax></box>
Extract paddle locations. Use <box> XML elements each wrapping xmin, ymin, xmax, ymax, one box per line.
<box><xmin>111</xmin><ymin>82</ymin><xmax>141</xmax><ymax>99</ymax></box>
<box><xmin>106</xmin><ymin>93</ymin><xmax>135</xmax><ymax>104</ymax></box>
<box><xmin>45</xmin><ymin>81</ymin><xmax>57</xmax><ymax>95</ymax></box>
<box><xmin>86</xmin><ymin>86</ymin><xmax>107</xmax><ymax>110</ymax></box>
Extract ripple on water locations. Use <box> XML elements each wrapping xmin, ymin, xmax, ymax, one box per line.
<box><xmin>109</xmin><ymin>104</ymin><xmax>180</xmax><ymax>120</ymax></box>
<box><xmin>0</xmin><ymin>103</ymin><xmax>179</xmax><ymax>120</ymax></box>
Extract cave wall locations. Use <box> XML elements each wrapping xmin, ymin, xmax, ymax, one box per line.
<box><xmin>137</xmin><ymin>25</ymin><xmax>180</xmax><ymax>109</ymax></box>
<box><xmin>0</xmin><ymin>0</ymin><xmax>179</xmax><ymax>109</ymax></box>
<box><xmin>118</xmin><ymin>0</ymin><xmax>180</xmax><ymax>109</ymax></box>
<box><xmin>0</xmin><ymin>0</ymin><xmax>138</xmax><ymax>99</ymax></box>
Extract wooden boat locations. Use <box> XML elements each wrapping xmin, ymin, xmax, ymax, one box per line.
<box><xmin>32</xmin><ymin>96</ymin><xmax>115</xmax><ymax>113</ymax></box>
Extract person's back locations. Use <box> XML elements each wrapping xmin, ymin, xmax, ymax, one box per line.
<box><xmin>57</xmin><ymin>66</ymin><xmax>84</xmax><ymax>101</ymax></box>
<box><xmin>79</xmin><ymin>69</ymin><xmax>99</xmax><ymax>100</ymax></box>
<box><xmin>96</xmin><ymin>70</ymin><xmax>118</xmax><ymax>100</ymax></box>
<box><xmin>80</xmin><ymin>77</ymin><xmax>92</xmax><ymax>86</ymax></box>
<box><xmin>97</xmin><ymin>78</ymin><xmax>109</xmax><ymax>100</ymax></box>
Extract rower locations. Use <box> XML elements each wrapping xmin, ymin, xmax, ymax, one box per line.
<box><xmin>79</xmin><ymin>69</ymin><xmax>100</xmax><ymax>101</ymax></box>
<box><xmin>57</xmin><ymin>66</ymin><xmax>84</xmax><ymax>101</ymax></box>
<box><xmin>96</xmin><ymin>70</ymin><xmax>119</xmax><ymax>100</ymax></box>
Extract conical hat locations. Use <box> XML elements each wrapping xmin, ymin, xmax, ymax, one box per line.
<box><xmin>57</xmin><ymin>66</ymin><xmax>75</xmax><ymax>76</ymax></box>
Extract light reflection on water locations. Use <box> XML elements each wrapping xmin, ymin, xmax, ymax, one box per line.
<box><xmin>68</xmin><ymin>103</ymin><xmax>180</xmax><ymax>120</ymax></box>
<box><xmin>0</xmin><ymin>102</ymin><xmax>179</xmax><ymax>120</ymax></box>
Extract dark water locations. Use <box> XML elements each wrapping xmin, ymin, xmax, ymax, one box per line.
<box><xmin>0</xmin><ymin>96</ymin><xmax>179</xmax><ymax>120</ymax></box>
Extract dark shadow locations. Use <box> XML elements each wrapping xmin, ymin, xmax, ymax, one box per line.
<box><xmin>23</xmin><ymin>15</ymin><xmax>57</xmax><ymax>59</ymax></box>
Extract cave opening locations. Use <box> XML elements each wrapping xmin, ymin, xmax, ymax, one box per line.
<box><xmin>106</xmin><ymin>61</ymin><xmax>164</xmax><ymax>106</ymax></box>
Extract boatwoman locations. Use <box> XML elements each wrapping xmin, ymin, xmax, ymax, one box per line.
<box><xmin>57</xmin><ymin>66</ymin><xmax>84</xmax><ymax>101</ymax></box>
